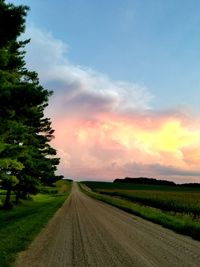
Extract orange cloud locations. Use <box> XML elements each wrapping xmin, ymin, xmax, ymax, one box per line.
<box><xmin>50</xmin><ymin>112</ymin><xmax>200</xmax><ymax>183</ymax></box>
<box><xmin>26</xmin><ymin>26</ymin><xmax>200</xmax><ymax>183</ymax></box>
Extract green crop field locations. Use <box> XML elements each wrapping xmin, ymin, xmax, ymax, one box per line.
<box><xmin>83</xmin><ymin>182</ymin><xmax>200</xmax><ymax>215</ymax></box>
<box><xmin>83</xmin><ymin>181</ymin><xmax>200</xmax><ymax>191</ymax></box>
<box><xmin>81</xmin><ymin>181</ymin><xmax>200</xmax><ymax>240</ymax></box>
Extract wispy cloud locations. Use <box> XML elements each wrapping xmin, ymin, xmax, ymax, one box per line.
<box><xmin>25</xmin><ymin>26</ymin><xmax>153</xmax><ymax>118</ymax></box>
<box><xmin>23</xmin><ymin>25</ymin><xmax>200</xmax><ymax>183</ymax></box>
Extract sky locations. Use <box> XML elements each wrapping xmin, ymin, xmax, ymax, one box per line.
<box><xmin>8</xmin><ymin>0</ymin><xmax>200</xmax><ymax>182</ymax></box>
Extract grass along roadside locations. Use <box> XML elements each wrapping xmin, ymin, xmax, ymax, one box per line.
<box><xmin>79</xmin><ymin>183</ymin><xmax>200</xmax><ymax>241</ymax></box>
<box><xmin>95</xmin><ymin>189</ymin><xmax>200</xmax><ymax>217</ymax></box>
<box><xmin>82</xmin><ymin>181</ymin><xmax>200</xmax><ymax>217</ymax></box>
<box><xmin>0</xmin><ymin>180</ymin><xmax>72</xmax><ymax>267</ymax></box>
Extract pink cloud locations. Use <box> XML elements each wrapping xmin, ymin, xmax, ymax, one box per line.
<box><xmin>24</xmin><ymin>25</ymin><xmax>200</xmax><ymax>183</ymax></box>
<box><xmin>50</xmin><ymin>112</ymin><xmax>200</xmax><ymax>183</ymax></box>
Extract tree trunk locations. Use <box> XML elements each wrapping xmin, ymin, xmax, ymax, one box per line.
<box><xmin>15</xmin><ymin>189</ymin><xmax>21</xmax><ymax>204</ymax></box>
<box><xmin>3</xmin><ymin>188</ymin><xmax>12</xmax><ymax>209</ymax></box>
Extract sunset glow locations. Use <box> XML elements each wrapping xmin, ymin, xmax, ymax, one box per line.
<box><xmin>19</xmin><ymin>18</ymin><xmax>200</xmax><ymax>183</ymax></box>
<box><xmin>50</xmin><ymin>112</ymin><xmax>200</xmax><ymax>182</ymax></box>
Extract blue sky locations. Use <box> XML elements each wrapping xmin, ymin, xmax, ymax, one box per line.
<box><xmin>7</xmin><ymin>0</ymin><xmax>200</xmax><ymax>182</ymax></box>
<box><xmin>11</xmin><ymin>0</ymin><xmax>200</xmax><ymax>111</ymax></box>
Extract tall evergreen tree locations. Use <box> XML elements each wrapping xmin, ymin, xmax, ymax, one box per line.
<box><xmin>0</xmin><ymin>0</ymin><xmax>60</xmax><ymax>208</ymax></box>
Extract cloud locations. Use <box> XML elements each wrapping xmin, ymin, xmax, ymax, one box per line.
<box><xmin>25</xmin><ymin>26</ymin><xmax>68</xmax><ymax>70</ymax></box>
<box><xmin>23</xmin><ymin>25</ymin><xmax>200</xmax><ymax>183</ymax></box>
<box><xmin>124</xmin><ymin>162</ymin><xmax>200</xmax><ymax>177</ymax></box>
<box><xmin>24</xmin><ymin>25</ymin><xmax>153</xmax><ymax>119</ymax></box>
<box><xmin>50</xmin><ymin>112</ymin><xmax>200</xmax><ymax>182</ymax></box>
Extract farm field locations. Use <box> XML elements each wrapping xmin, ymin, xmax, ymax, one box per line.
<box><xmin>0</xmin><ymin>180</ymin><xmax>72</xmax><ymax>267</ymax></box>
<box><xmin>82</xmin><ymin>181</ymin><xmax>200</xmax><ymax>240</ymax></box>
<box><xmin>14</xmin><ymin>183</ymin><xmax>200</xmax><ymax>267</ymax></box>
<box><xmin>83</xmin><ymin>181</ymin><xmax>200</xmax><ymax>216</ymax></box>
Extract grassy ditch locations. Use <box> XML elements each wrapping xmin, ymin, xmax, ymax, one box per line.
<box><xmin>80</xmin><ymin>182</ymin><xmax>200</xmax><ymax>241</ymax></box>
<box><xmin>0</xmin><ymin>180</ymin><xmax>72</xmax><ymax>267</ymax></box>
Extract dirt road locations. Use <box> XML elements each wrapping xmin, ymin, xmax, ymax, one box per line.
<box><xmin>14</xmin><ymin>182</ymin><xmax>200</xmax><ymax>267</ymax></box>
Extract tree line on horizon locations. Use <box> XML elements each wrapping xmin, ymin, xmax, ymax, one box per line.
<box><xmin>0</xmin><ymin>0</ymin><xmax>61</xmax><ymax>209</ymax></box>
<box><xmin>114</xmin><ymin>177</ymin><xmax>200</xmax><ymax>187</ymax></box>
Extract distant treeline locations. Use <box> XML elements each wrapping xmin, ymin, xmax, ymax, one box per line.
<box><xmin>114</xmin><ymin>177</ymin><xmax>200</xmax><ymax>187</ymax></box>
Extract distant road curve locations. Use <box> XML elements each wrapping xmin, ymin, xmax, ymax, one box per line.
<box><xmin>14</xmin><ymin>182</ymin><xmax>200</xmax><ymax>267</ymax></box>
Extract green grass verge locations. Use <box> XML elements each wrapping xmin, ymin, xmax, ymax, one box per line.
<box><xmin>79</xmin><ymin>183</ymin><xmax>200</xmax><ymax>241</ymax></box>
<box><xmin>0</xmin><ymin>180</ymin><xmax>72</xmax><ymax>267</ymax></box>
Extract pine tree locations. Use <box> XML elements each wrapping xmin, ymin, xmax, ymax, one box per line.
<box><xmin>0</xmin><ymin>0</ymin><xmax>60</xmax><ymax>208</ymax></box>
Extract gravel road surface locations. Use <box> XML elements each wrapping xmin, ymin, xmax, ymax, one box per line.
<box><xmin>14</xmin><ymin>182</ymin><xmax>200</xmax><ymax>267</ymax></box>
